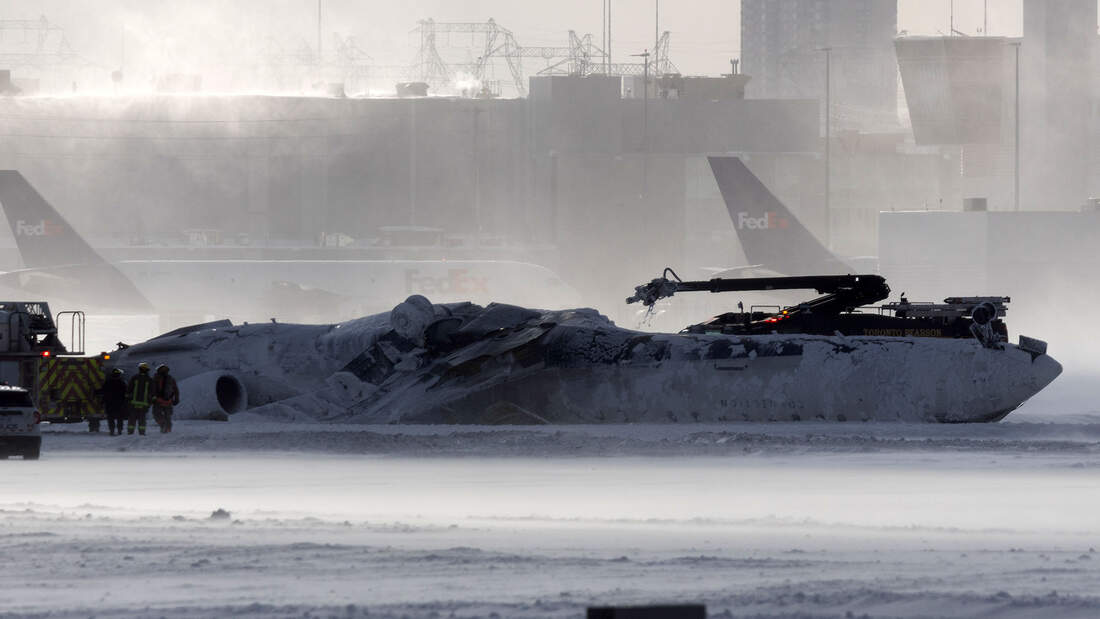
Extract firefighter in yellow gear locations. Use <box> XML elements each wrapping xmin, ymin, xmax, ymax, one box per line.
<box><xmin>126</xmin><ymin>362</ymin><xmax>154</xmax><ymax>435</ymax></box>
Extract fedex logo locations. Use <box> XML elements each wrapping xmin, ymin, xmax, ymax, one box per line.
<box><xmin>405</xmin><ymin>268</ymin><xmax>490</xmax><ymax>295</ymax></box>
<box><xmin>736</xmin><ymin>211</ymin><xmax>789</xmax><ymax>230</ymax></box>
<box><xmin>15</xmin><ymin>219</ymin><xmax>62</xmax><ymax>237</ymax></box>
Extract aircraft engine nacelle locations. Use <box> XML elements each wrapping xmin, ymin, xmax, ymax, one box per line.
<box><xmin>175</xmin><ymin>371</ymin><xmax>248</xmax><ymax>421</ymax></box>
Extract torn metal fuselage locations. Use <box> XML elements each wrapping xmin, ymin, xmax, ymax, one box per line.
<box><xmin>108</xmin><ymin>280</ymin><xmax>1062</xmax><ymax>423</ymax></box>
<box><xmin>341</xmin><ymin>298</ymin><xmax>1060</xmax><ymax>424</ymax></box>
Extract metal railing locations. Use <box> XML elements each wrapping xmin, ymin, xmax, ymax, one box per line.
<box><xmin>55</xmin><ymin>311</ymin><xmax>85</xmax><ymax>356</ymax></box>
<box><xmin>5</xmin><ymin>311</ymin><xmax>31</xmax><ymax>353</ymax></box>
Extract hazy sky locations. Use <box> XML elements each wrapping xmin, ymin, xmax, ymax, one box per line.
<box><xmin>2</xmin><ymin>1</ymin><xmax>1041</xmax><ymax>77</ymax></box>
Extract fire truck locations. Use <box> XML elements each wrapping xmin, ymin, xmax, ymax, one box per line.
<box><xmin>0</xmin><ymin>302</ymin><xmax>108</xmax><ymax>430</ymax></box>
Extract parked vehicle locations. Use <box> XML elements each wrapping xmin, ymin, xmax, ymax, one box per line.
<box><xmin>0</xmin><ymin>386</ymin><xmax>41</xmax><ymax>459</ymax></box>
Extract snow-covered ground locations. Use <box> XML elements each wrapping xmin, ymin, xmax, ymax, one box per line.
<box><xmin>2</xmin><ymin>388</ymin><xmax>1099</xmax><ymax>619</ymax></box>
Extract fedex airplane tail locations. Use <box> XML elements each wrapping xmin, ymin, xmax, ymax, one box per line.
<box><xmin>0</xmin><ymin>171</ymin><xmax>153</xmax><ymax>311</ymax></box>
<box><xmin>0</xmin><ymin>170</ymin><xmax>108</xmax><ymax>269</ymax></box>
<box><xmin>707</xmin><ymin>156</ymin><xmax>851</xmax><ymax>276</ymax></box>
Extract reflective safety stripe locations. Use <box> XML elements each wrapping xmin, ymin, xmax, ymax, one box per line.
<box><xmin>130</xmin><ymin>379</ymin><xmax>151</xmax><ymax>408</ymax></box>
<box><xmin>36</xmin><ymin>357</ymin><xmax>106</xmax><ymax>421</ymax></box>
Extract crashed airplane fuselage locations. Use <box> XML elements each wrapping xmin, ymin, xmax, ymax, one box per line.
<box><xmin>108</xmin><ymin>295</ymin><xmax>1062</xmax><ymax>424</ymax></box>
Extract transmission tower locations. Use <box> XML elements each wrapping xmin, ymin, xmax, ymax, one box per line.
<box><xmin>257</xmin><ymin>36</ymin><xmax>317</xmax><ymax>90</ymax></box>
<box><xmin>409</xmin><ymin>19</ymin><xmax>679</xmax><ymax>97</ymax></box>
<box><xmin>0</xmin><ymin>16</ymin><xmax>79</xmax><ymax>68</ymax></box>
<box><xmin>411</xmin><ymin>18</ymin><xmax>524</xmax><ymax>95</ymax></box>
<box><xmin>412</xmin><ymin>19</ymin><xmax>451</xmax><ymax>90</ymax></box>
<box><xmin>525</xmin><ymin>31</ymin><xmax>601</xmax><ymax>76</ymax></box>
<box><xmin>534</xmin><ymin>30</ymin><xmax>677</xmax><ymax>78</ymax></box>
<box><xmin>0</xmin><ymin>16</ymin><xmax>97</xmax><ymax>92</ymax></box>
<box><xmin>652</xmin><ymin>31</ymin><xmax>678</xmax><ymax>75</ymax></box>
<box><xmin>332</xmin><ymin>34</ymin><xmax>373</xmax><ymax>92</ymax></box>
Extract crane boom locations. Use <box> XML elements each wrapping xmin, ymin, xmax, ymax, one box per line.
<box><xmin>627</xmin><ymin>269</ymin><xmax>890</xmax><ymax>316</ymax></box>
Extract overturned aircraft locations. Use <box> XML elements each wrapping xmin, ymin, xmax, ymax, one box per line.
<box><xmin>108</xmin><ymin>271</ymin><xmax>1062</xmax><ymax>424</ymax></box>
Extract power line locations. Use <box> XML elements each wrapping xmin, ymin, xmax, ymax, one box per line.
<box><xmin>0</xmin><ymin>114</ymin><xmax>374</xmax><ymax>124</ymax></box>
<box><xmin>0</xmin><ymin>131</ymin><xmax>363</xmax><ymax>141</ymax></box>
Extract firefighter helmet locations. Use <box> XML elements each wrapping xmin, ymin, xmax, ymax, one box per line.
<box><xmin>138</xmin><ymin>362</ymin><xmax>150</xmax><ymax>373</ymax></box>
<box><xmin>156</xmin><ymin>364</ymin><xmax>169</xmax><ymax>375</ymax></box>
<box><xmin>111</xmin><ymin>368</ymin><xmax>123</xmax><ymax>377</ymax></box>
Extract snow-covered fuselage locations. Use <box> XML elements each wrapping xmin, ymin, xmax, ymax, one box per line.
<box><xmin>108</xmin><ymin>297</ymin><xmax>1062</xmax><ymax>424</ymax></box>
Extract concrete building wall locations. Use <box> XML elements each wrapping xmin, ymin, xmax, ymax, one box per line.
<box><xmin>895</xmin><ymin>36</ymin><xmax>1010</xmax><ymax>146</ymax></box>
<box><xmin>1021</xmin><ymin>0</ymin><xmax>1096</xmax><ymax>210</ymax></box>
<box><xmin>0</xmin><ymin>85</ymin><xmax>975</xmax><ymax>305</ymax></box>
<box><xmin>741</xmin><ymin>0</ymin><xmax>899</xmax><ymax>130</ymax></box>
<box><xmin>830</xmin><ymin>137</ymin><xmax>957</xmax><ymax>256</ymax></box>
<box><xmin>0</xmin><ymin>96</ymin><xmax>529</xmax><ymax>246</ymax></box>
<box><xmin>0</xmin><ymin>86</ymin><xmax>822</xmax><ymax>305</ymax></box>
<box><xmin>527</xmin><ymin>76</ymin><xmax>821</xmax><ymax>305</ymax></box>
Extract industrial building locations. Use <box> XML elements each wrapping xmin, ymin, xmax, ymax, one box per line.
<box><xmin>6</xmin><ymin>3</ymin><xmax>1098</xmax><ymax>310</ymax></box>
<box><xmin>896</xmin><ymin>0</ymin><xmax>1100</xmax><ymax>213</ymax></box>
<box><xmin>1020</xmin><ymin>0</ymin><xmax>1097</xmax><ymax>211</ymax></box>
<box><xmin>740</xmin><ymin>0</ymin><xmax>899</xmax><ymax>131</ymax></box>
<box><xmin>0</xmin><ymin>74</ymin><xmax>823</xmax><ymax>310</ymax></box>
<box><xmin>895</xmin><ymin>35</ymin><xmax>1019</xmax><ymax>211</ymax></box>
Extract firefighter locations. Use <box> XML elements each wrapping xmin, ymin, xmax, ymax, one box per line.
<box><xmin>152</xmin><ymin>364</ymin><xmax>179</xmax><ymax>433</ymax></box>
<box><xmin>126</xmin><ymin>362</ymin><xmax>154</xmax><ymax>435</ymax></box>
<box><xmin>99</xmin><ymin>368</ymin><xmax>128</xmax><ymax>436</ymax></box>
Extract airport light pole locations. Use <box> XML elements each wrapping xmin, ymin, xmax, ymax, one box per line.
<box><xmin>655</xmin><ymin>0</ymin><xmax>660</xmax><ymax>71</ymax></box>
<box><xmin>819</xmin><ymin>46</ymin><xmax>832</xmax><ymax>249</ymax></box>
<box><xmin>607</xmin><ymin>0</ymin><xmax>612</xmax><ymax>71</ymax></box>
<box><xmin>409</xmin><ymin>101</ymin><xmax>418</xmax><ymax>225</ymax></box>
<box><xmin>632</xmin><ymin>49</ymin><xmax>650</xmax><ymax>199</ymax></box>
<box><xmin>1010</xmin><ymin>41</ymin><xmax>1020</xmax><ymax>212</ymax></box>
<box><xmin>473</xmin><ymin>106</ymin><xmax>483</xmax><ymax>242</ymax></box>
